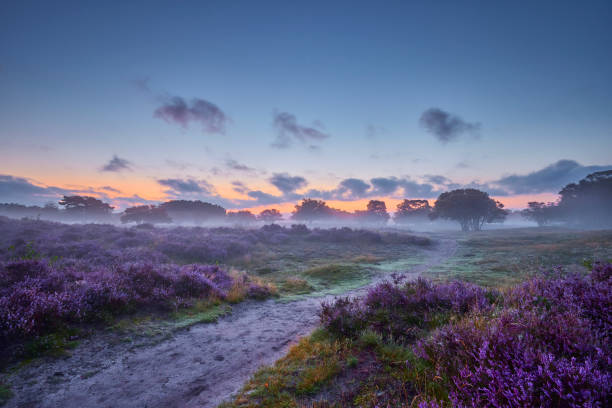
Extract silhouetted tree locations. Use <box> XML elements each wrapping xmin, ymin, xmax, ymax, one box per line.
<box><xmin>59</xmin><ymin>195</ymin><xmax>114</xmax><ymax>218</ymax></box>
<box><xmin>159</xmin><ymin>200</ymin><xmax>226</xmax><ymax>224</ymax></box>
<box><xmin>291</xmin><ymin>198</ymin><xmax>339</xmax><ymax>221</ymax></box>
<box><xmin>521</xmin><ymin>201</ymin><xmax>557</xmax><ymax>226</ymax></box>
<box><xmin>120</xmin><ymin>205</ymin><xmax>172</xmax><ymax>224</ymax></box>
<box><xmin>355</xmin><ymin>200</ymin><xmax>390</xmax><ymax>225</ymax></box>
<box><xmin>394</xmin><ymin>199</ymin><xmax>432</xmax><ymax>224</ymax></box>
<box><xmin>557</xmin><ymin>170</ymin><xmax>612</xmax><ymax>227</ymax></box>
<box><xmin>258</xmin><ymin>208</ymin><xmax>283</xmax><ymax>223</ymax></box>
<box><xmin>227</xmin><ymin>210</ymin><xmax>257</xmax><ymax>225</ymax></box>
<box><xmin>430</xmin><ymin>189</ymin><xmax>507</xmax><ymax>231</ymax></box>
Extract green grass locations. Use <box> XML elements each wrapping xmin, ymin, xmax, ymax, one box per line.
<box><xmin>110</xmin><ymin>299</ymin><xmax>232</xmax><ymax>337</ymax></box>
<box><xmin>16</xmin><ymin>328</ymin><xmax>81</xmax><ymax>365</ymax></box>
<box><xmin>230</xmin><ymin>238</ymin><xmax>426</xmax><ymax>297</ymax></box>
<box><xmin>427</xmin><ymin>228</ymin><xmax>612</xmax><ymax>287</ymax></box>
<box><xmin>220</xmin><ymin>228</ymin><xmax>612</xmax><ymax>408</ymax></box>
<box><xmin>0</xmin><ymin>383</ymin><xmax>13</xmax><ymax>406</ymax></box>
<box><xmin>170</xmin><ymin>302</ymin><xmax>232</xmax><ymax>329</ymax></box>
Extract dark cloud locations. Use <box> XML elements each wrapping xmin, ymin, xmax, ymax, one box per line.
<box><xmin>370</xmin><ymin>177</ymin><xmax>401</xmax><ymax>195</ymax></box>
<box><xmin>272</xmin><ymin>112</ymin><xmax>330</xmax><ymax>148</ymax></box>
<box><xmin>246</xmin><ymin>190</ymin><xmax>283</xmax><ymax>205</ymax></box>
<box><xmin>423</xmin><ymin>175</ymin><xmax>453</xmax><ymax>185</ymax></box>
<box><xmin>269</xmin><ymin>173</ymin><xmax>308</xmax><ymax>194</ymax></box>
<box><xmin>131</xmin><ymin>77</ymin><xmax>151</xmax><ymax>93</ymax></box>
<box><xmin>157</xmin><ymin>178</ymin><xmax>213</xmax><ymax>194</ymax></box>
<box><xmin>100</xmin><ymin>155</ymin><xmax>132</xmax><ymax>172</ymax></box>
<box><xmin>231</xmin><ymin>181</ymin><xmax>249</xmax><ymax>194</ymax></box>
<box><xmin>339</xmin><ymin>178</ymin><xmax>370</xmax><ymax>198</ymax></box>
<box><xmin>100</xmin><ymin>186</ymin><xmax>121</xmax><ymax>193</ymax></box>
<box><xmin>303</xmin><ymin>177</ymin><xmax>438</xmax><ymax>201</ymax></box>
<box><xmin>419</xmin><ymin>108</ymin><xmax>480</xmax><ymax>143</ymax></box>
<box><xmin>226</xmin><ymin>159</ymin><xmax>255</xmax><ymax>172</ymax></box>
<box><xmin>0</xmin><ymin>175</ymin><xmax>68</xmax><ymax>205</ymax></box>
<box><xmin>154</xmin><ymin>96</ymin><xmax>227</xmax><ymax>134</ymax></box>
<box><xmin>493</xmin><ymin>160</ymin><xmax>611</xmax><ymax>195</ymax></box>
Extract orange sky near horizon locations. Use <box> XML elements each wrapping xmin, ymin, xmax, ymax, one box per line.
<box><xmin>23</xmin><ymin>175</ymin><xmax>560</xmax><ymax>214</ymax></box>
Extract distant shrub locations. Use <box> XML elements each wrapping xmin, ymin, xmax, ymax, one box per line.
<box><xmin>320</xmin><ymin>278</ymin><xmax>493</xmax><ymax>342</ymax></box>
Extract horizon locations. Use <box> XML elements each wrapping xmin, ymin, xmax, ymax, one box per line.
<box><xmin>1</xmin><ymin>1</ymin><xmax>611</xmax><ymax>212</ymax></box>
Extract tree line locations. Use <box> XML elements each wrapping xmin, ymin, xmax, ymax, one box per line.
<box><xmin>0</xmin><ymin>170</ymin><xmax>609</xmax><ymax>230</ymax></box>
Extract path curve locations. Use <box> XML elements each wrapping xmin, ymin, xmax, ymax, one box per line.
<box><xmin>5</xmin><ymin>238</ymin><xmax>457</xmax><ymax>408</ymax></box>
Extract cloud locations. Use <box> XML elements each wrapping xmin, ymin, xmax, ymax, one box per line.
<box><xmin>154</xmin><ymin>96</ymin><xmax>227</xmax><ymax>134</ymax></box>
<box><xmin>272</xmin><ymin>112</ymin><xmax>330</xmax><ymax>148</ymax></box>
<box><xmin>157</xmin><ymin>178</ymin><xmax>213</xmax><ymax>195</ymax></box>
<box><xmin>231</xmin><ymin>181</ymin><xmax>249</xmax><ymax>194</ymax></box>
<box><xmin>246</xmin><ymin>190</ymin><xmax>283</xmax><ymax>205</ymax></box>
<box><xmin>365</xmin><ymin>124</ymin><xmax>386</xmax><ymax>139</ymax></box>
<box><xmin>419</xmin><ymin>108</ymin><xmax>480</xmax><ymax>143</ymax></box>
<box><xmin>423</xmin><ymin>175</ymin><xmax>453</xmax><ymax>185</ymax></box>
<box><xmin>493</xmin><ymin>159</ymin><xmax>611</xmax><ymax>195</ymax></box>
<box><xmin>0</xmin><ymin>175</ymin><xmax>127</xmax><ymax>207</ymax></box>
<box><xmin>100</xmin><ymin>186</ymin><xmax>121</xmax><ymax>193</ymax></box>
<box><xmin>301</xmin><ymin>176</ymin><xmax>439</xmax><ymax>202</ymax></box>
<box><xmin>100</xmin><ymin>155</ymin><xmax>132</xmax><ymax>172</ymax></box>
<box><xmin>130</xmin><ymin>77</ymin><xmax>151</xmax><ymax>93</ymax></box>
<box><xmin>339</xmin><ymin>178</ymin><xmax>370</xmax><ymax>198</ymax></box>
<box><xmin>226</xmin><ymin>159</ymin><xmax>255</xmax><ymax>172</ymax></box>
<box><xmin>269</xmin><ymin>173</ymin><xmax>308</xmax><ymax>194</ymax></box>
<box><xmin>0</xmin><ymin>175</ymin><xmax>69</xmax><ymax>205</ymax></box>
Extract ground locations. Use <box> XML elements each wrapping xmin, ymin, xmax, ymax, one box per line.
<box><xmin>2</xmin><ymin>227</ymin><xmax>611</xmax><ymax>407</ymax></box>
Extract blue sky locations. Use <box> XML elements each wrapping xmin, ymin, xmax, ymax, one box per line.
<box><xmin>1</xmin><ymin>0</ymin><xmax>611</xmax><ymax>210</ymax></box>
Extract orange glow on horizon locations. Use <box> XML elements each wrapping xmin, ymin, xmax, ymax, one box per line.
<box><xmin>18</xmin><ymin>175</ymin><xmax>559</xmax><ymax>213</ymax></box>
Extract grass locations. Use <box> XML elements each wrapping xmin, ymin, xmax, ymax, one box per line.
<box><xmin>220</xmin><ymin>327</ymin><xmax>441</xmax><ymax>408</ymax></box>
<box><xmin>110</xmin><ymin>298</ymin><xmax>232</xmax><ymax>337</ymax></box>
<box><xmin>222</xmin><ymin>228</ymin><xmax>612</xmax><ymax>407</ymax></box>
<box><xmin>0</xmin><ymin>383</ymin><xmax>13</xmax><ymax>406</ymax></box>
<box><xmin>220</xmin><ymin>328</ymin><xmax>351</xmax><ymax>408</ymax></box>
<box><xmin>231</xmin><ymin>239</ymin><xmax>426</xmax><ymax>297</ymax></box>
<box><xmin>427</xmin><ymin>228</ymin><xmax>612</xmax><ymax>287</ymax></box>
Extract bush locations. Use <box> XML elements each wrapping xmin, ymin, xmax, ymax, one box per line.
<box><xmin>415</xmin><ymin>263</ymin><xmax>612</xmax><ymax>407</ymax></box>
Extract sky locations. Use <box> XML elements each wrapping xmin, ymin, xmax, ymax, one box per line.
<box><xmin>1</xmin><ymin>0</ymin><xmax>611</xmax><ymax>212</ymax></box>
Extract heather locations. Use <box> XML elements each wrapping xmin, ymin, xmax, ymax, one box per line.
<box><xmin>0</xmin><ymin>217</ymin><xmax>430</xmax><ymax>267</ymax></box>
<box><xmin>417</xmin><ymin>263</ymin><xmax>612</xmax><ymax>407</ymax></box>
<box><xmin>224</xmin><ymin>263</ymin><xmax>612</xmax><ymax>407</ymax></box>
<box><xmin>0</xmin><ymin>217</ymin><xmax>432</xmax><ymax>365</ymax></box>
<box><xmin>0</xmin><ymin>261</ymin><xmax>234</xmax><ymax>342</ymax></box>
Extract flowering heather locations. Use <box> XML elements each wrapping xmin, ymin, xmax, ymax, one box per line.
<box><xmin>318</xmin><ymin>263</ymin><xmax>611</xmax><ymax>407</ymax></box>
<box><xmin>0</xmin><ymin>260</ymin><xmax>234</xmax><ymax>343</ymax></box>
<box><xmin>416</xmin><ymin>263</ymin><xmax>612</xmax><ymax>407</ymax></box>
<box><xmin>320</xmin><ymin>277</ymin><xmax>495</xmax><ymax>341</ymax></box>
<box><xmin>0</xmin><ymin>217</ymin><xmax>430</xmax><ymax>268</ymax></box>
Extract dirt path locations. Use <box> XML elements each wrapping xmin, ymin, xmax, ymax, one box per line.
<box><xmin>4</xmin><ymin>238</ymin><xmax>456</xmax><ymax>408</ymax></box>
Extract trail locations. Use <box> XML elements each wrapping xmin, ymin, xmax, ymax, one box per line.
<box><xmin>5</xmin><ymin>238</ymin><xmax>456</xmax><ymax>408</ymax></box>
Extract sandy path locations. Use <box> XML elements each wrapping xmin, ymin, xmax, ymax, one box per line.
<box><xmin>5</xmin><ymin>238</ymin><xmax>456</xmax><ymax>408</ymax></box>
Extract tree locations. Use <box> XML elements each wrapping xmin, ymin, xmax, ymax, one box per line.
<box><xmin>292</xmin><ymin>199</ymin><xmax>333</xmax><ymax>222</ymax></box>
<box><xmin>557</xmin><ymin>170</ymin><xmax>612</xmax><ymax>227</ymax></box>
<box><xmin>394</xmin><ymin>199</ymin><xmax>432</xmax><ymax>224</ymax></box>
<box><xmin>120</xmin><ymin>205</ymin><xmax>172</xmax><ymax>224</ymax></box>
<box><xmin>159</xmin><ymin>200</ymin><xmax>226</xmax><ymax>224</ymax></box>
<box><xmin>227</xmin><ymin>210</ymin><xmax>257</xmax><ymax>225</ymax></box>
<box><xmin>521</xmin><ymin>201</ymin><xmax>557</xmax><ymax>226</ymax></box>
<box><xmin>355</xmin><ymin>200</ymin><xmax>390</xmax><ymax>225</ymax></box>
<box><xmin>430</xmin><ymin>189</ymin><xmax>507</xmax><ymax>231</ymax></box>
<box><xmin>59</xmin><ymin>195</ymin><xmax>114</xmax><ymax>218</ymax></box>
<box><xmin>258</xmin><ymin>208</ymin><xmax>283</xmax><ymax>223</ymax></box>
